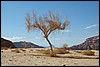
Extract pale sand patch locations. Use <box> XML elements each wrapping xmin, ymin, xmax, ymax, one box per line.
<box><xmin>1</xmin><ymin>48</ymin><xmax>99</xmax><ymax>66</ymax></box>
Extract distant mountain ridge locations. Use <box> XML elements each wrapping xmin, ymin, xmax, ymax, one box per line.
<box><xmin>13</xmin><ymin>41</ymin><xmax>44</xmax><ymax>48</ymax></box>
<box><xmin>1</xmin><ymin>38</ymin><xmax>44</xmax><ymax>48</ymax></box>
<box><xmin>69</xmin><ymin>35</ymin><xmax>99</xmax><ymax>50</ymax></box>
<box><xmin>1</xmin><ymin>38</ymin><xmax>16</xmax><ymax>48</ymax></box>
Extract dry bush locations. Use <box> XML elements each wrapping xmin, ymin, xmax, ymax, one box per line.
<box><xmin>11</xmin><ymin>49</ymin><xmax>21</xmax><ymax>53</ymax></box>
<box><xmin>1</xmin><ymin>51</ymin><xmax>3</xmax><ymax>52</ymax></box>
<box><xmin>30</xmin><ymin>49</ymin><xmax>33</xmax><ymax>51</ymax></box>
<box><xmin>39</xmin><ymin>48</ymin><xmax>69</xmax><ymax>55</ymax></box>
<box><xmin>19</xmin><ymin>48</ymin><xmax>26</xmax><ymax>52</ymax></box>
<box><xmin>74</xmin><ymin>50</ymin><xmax>82</xmax><ymax>53</ymax></box>
<box><xmin>81</xmin><ymin>50</ymin><xmax>95</xmax><ymax>56</ymax></box>
<box><xmin>53</xmin><ymin>48</ymin><xmax>66</xmax><ymax>54</ymax></box>
<box><xmin>54</xmin><ymin>47</ymin><xmax>69</xmax><ymax>54</ymax></box>
<box><xmin>21</xmin><ymin>49</ymin><xmax>26</xmax><ymax>52</ymax></box>
<box><xmin>1</xmin><ymin>47</ymin><xmax>8</xmax><ymax>50</ymax></box>
<box><xmin>38</xmin><ymin>48</ymin><xmax>69</xmax><ymax>57</ymax></box>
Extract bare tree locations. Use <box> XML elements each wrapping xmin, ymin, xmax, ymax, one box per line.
<box><xmin>63</xmin><ymin>43</ymin><xmax>68</xmax><ymax>50</ymax></box>
<box><xmin>25</xmin><ymin>10</ymin><xmax>70</xmax><ymax>56</ymax></box>
<box><xmin>22</xmin><ymin>41</ymin><xmax>28</xmax><ymax>48</ymax></box>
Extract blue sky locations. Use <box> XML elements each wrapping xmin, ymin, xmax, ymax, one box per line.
<box><xmin>1</xmin><ymin>1</ymin><xmax>99</xmax><ymax>47</ymax></box>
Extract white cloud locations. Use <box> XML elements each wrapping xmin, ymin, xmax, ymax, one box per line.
<box><xmin>61</xmin><ymin>30</ymin><xmax>70</xmax><ymax>32</ymax></box>
<box><xmin>84</xmin><ymin>24</ymin><xmax>97</xmax><ymax>29</ymax></box>
<box><xmin>2</xmin><ymin>36</ymin><xmax>26</xmax><ymax>42</ymax></box>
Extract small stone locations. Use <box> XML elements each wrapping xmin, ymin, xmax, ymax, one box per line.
<box><xmin>9</xmin><ymin>59</ymin><xmax>13</xmax><ymax>61</ymax></box>
<box><xmin>37</xmin><ymin>56</ymin><xmax>39</xmax><ymax>58</ymax></box>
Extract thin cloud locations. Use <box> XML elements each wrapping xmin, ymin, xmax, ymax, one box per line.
<box><xmin>84</xmin><ymin>24</ymin><xmax>97</xmax><ymax>29</ymax></box>
<box><xmin>2</xmin><ymin>36</ymin><xmax>26</xmax><ymax>41</ymax></box>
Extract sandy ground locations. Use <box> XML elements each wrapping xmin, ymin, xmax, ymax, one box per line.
<box><xmin>1</xmin><ymin>48</ymin><xmax>99</xmax><ymax>66</ymax></box>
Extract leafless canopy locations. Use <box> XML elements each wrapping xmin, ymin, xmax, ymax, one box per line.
<box><xmin>25</xmin><ymin>10</ymin><xmax>70</xmax><ymax>56</ymax></box>
<box><xmin>26</xmin><ymin>10</ymin><xmax>70</xmax><ymax>38</ymax></box>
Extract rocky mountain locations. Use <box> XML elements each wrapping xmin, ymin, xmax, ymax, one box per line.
<box><xmin>1</xmin><ymin>38</ymin><xmax>16</xmax><ymax>48</ymax></box>
<box><xmin>13</xmin><ymin>41</ymin><xmax>44</xmax><ymax>48</ymax></box>
<box><xmin>69</xmin><ymin>35</ymin><xmax>99</xmax><ymax>50</ymax></box>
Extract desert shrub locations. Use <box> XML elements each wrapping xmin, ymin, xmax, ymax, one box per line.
<box><xmin>63</xmin><ymin>43</ymin><xmax>68</xmax><ymax>50</ymax></box>
<box><xmin>74</xmin><ymin>50</ymin><xmax>82</xmax><ymax>53</ymax></box>
<box><xmin>54</xmin><ymin>46</ymin><xmax>69</xmax><ymax>54</ymax></box>
<box><xmin>1</xmin><ymin>47</ymin><xmax>8</xmax><ymax>50</ymax></box>
<box><xmin>11</xmin><ymin>49</ymin><xmax>21</xmax><ymax>53</ymax></box>
<box><xmin>81</xmin><ymin>50</ymin><xmax>95</xmax><ymax>56</ymax></box>
<box><xmin>19</xmin><ymin>48</ymin><xmax>26</xmax><ymax>52</ymax></box>
<box><xmin>30</xmin><ymin>49</ymin><xmax>33</xmax><ymax>51</ymax></box>
<box><xmin>21</xmin><ymin>49</ymin><xmax>26</xmax><ymax>52</ymax></box>
<box><xmin>54</xmin><ymin>48</ymin><xmax>66</xmax><ymax>54</ymax></box>
<box><xmin>8</xmin><ymin>46</ymin><xmax>12</xmax><ymax>49</ymax></box>
<box><xmin>40</xmin><ymin>48</ymin><xmax>69</xmax><ymax>55</ymax></box>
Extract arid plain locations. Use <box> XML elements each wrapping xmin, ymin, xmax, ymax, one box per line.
<box><xmin>1</xmin><ymin>48</ymin><xmax>99</xmax><ymax>66</ymax></box>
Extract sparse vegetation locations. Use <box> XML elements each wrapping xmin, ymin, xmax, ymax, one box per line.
<box><xmin>53</xmin><ymin>48</ymin><xmax>68</xmax><ymax>54</ymax></box>
<box><xmin>1</xmin><ymin>51</ymin><xmax>3</xmax><ymax>52</ymax></box>
<box><xmin>38</xmin><ymin>47</ymin><xmax>69</xmax><ymax>56</ymax></box>
<box><xmin>81</xmin><ymin>50</ymin><xmax>95</xmax><ymax>56</ymax></box>
<box><xmin>21</xmin><ymin>41</ymin><xmax>28</xmax><ymax>48</ymax></box>
<box><xmin>30</xmin><ymin>49</ymin><xmax>33</xmax><ymax>51</ymax></box>
<box><xmin>63</xmin><ymin>43</ymin><xmax>68</xmax><ymax>50</ymax></box>
<box><xmin>74</xmin><ymin>50</ymin><xmax>82</xmax><ymax>53</ymax></box>
<box><xmin>1</xmin><ymin>47</ymin><xmax>8</xmax><ymax>50</ymax></box>
<box><xmin>31</xmin><ymin>45</ymin><xmax>34</xmax><ymax>48</ymax></box>
<box><xmin>25</xmin><ymin>10</ymin><xmax>70</xmax><ymax>56</ymax></box>
<box><xmin>21</xmin><ymin>49</ymin><xmax>26</xmax><ymax>52</ymax></box>
<box><xmin>11</xmin><ymin>49</ymin><xmax>21</xmax><ymax>53</ymax></box>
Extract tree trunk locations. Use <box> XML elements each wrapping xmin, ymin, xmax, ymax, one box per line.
<box><xmin>45</xmin><ymin>37</ymin><xmax>53</xmax><ymax>55</ymax></box>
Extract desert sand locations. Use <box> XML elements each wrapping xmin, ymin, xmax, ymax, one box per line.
<box><xmin>1</xmin><ymin>48</ymin><xmax>99</xmax><ymax>66</ymax></box>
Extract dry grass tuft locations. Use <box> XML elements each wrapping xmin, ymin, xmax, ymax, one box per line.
<box><xmin>11</xmin><ymin>49</ymin><xmax>21</xmax><ymax>53</ymax></box>
<box><xmin>81</xmin><ymin>50</ymin><xmax>95</xmax><ymax>56</ymax></box>
<box><xmin>38</xmin><ymin>48</ymin><xmax>69</xmax><ymax>57</ymax></box>
<box><xmin>1</xmin><ymin>47</ymin><xmax>8</xmax><ymax>50</ymax></box>
<box><xmin>38</xmin><ymin>47</ymin><xmax>69</xmax><ymax>55</ymax></box>
<box><xmin>54</xmin><ymin>48</ymin><xmax>69</xmax><ymax>54</ymax></box>
<box><xmin>1</xmin><ymin>51</ymin><xmax>3</xmax><ymax>52</ymax></box>
<box><xmin>30</xmin><ymin>49</ymin><xmax>33</xmax><ymax>51</ymax></box>
<box><xmin>21</xmin><ymin>49</ymin><xmax>26</xmax><ymax>52</ymax></box>
<box><xmin>74</xmin><ymin>50</ymin><xmax>82</xmax><ymax>53</ymax></box>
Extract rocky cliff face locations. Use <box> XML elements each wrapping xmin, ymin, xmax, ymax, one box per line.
<box><xmin>69</xmin><ymin>35</ymin><xmax>99</xmax><ymax>50</ymax></box>
<box><xmin>1</xmin><ymin>38</ymin><xmax>16</xmax><ymax>48</ymax></box>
